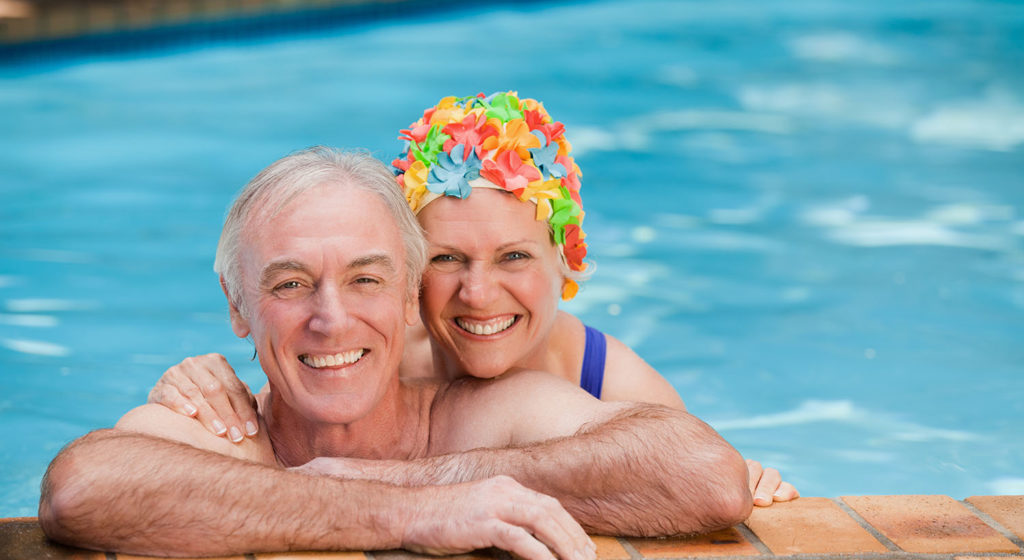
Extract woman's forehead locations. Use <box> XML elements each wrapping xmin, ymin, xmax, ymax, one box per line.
<box><xmin>419</xmin><ymin>190</ymin><xmax>550</xmax><ymax>241</ymax></box>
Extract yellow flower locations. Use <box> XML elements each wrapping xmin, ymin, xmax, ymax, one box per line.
<box><xmin>403</xmin><ymin>160</ymin><xmax>430</xmax><ymax>211</ymax></box>
<box><xmin>521</xmin><ymin>177</ymin><xmax>563</xmax><ymax>203</ymax></box>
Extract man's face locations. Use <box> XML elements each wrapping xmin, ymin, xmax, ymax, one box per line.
<box><xmin>228</xmin><ymin>181</ymin><xmax>417</xmax><ymax>425</ymax></box>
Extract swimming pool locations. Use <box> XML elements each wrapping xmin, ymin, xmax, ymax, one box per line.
<box><xmin>2</xmin><ymin>0</ymin><xmax>1022</xmax><ymax>517</ymax></box>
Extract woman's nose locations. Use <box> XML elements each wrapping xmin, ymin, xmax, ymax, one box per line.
<box><xmin>458</xmin><ymin>263</ymin><xmax>499</xmax><ymax>308</ymax></box>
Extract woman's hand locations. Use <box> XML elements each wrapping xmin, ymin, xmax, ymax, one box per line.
<box><xmin>747</xmin><ymin>459</ymin><xmax>799</xmax><ymax>506</ymax></box>
<box><xmin>147</xmin><ymin>353</ymin><xmax>259</xmax><ymax>443</ymax></box>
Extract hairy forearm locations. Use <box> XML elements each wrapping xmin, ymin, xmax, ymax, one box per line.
<box><xmin>39</xmin><ymin>429</ymin><xmax>406</xmax><ymax>556</ymax></box>
<box><xmin>343</xmin><ymin>405</ymin><xmax>752</xmax><ymax>536</ymax></box>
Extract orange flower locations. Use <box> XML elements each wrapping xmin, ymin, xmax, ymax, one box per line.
<box><xmin>481</xmin><ymin>119</ymin><xmax>542</xmax><ymax>160</ymax></box>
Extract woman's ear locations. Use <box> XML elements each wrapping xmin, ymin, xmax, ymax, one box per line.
<box><xmin>221</xmin><ymin>276</ymin><xmax>251</xmax><ymax>338</ymax></box>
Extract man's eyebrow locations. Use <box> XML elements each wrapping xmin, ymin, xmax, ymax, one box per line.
<box><xmin>349</xmin><ymin>253</ymin><xmax>396</xmax><ymax>272</ymax></box>
<box><xmin>259</xmin><ymin>260</ymin><xmax>308</xmax><ymax>287</ymax></box>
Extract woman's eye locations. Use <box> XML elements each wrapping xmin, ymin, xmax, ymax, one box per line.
<box><xmin>430</xmin><ymin>254</ymin><xmax>463</xmax><ymax>271</ymax></box>
<box><xmin>504</xmin><ymin>251</ymin><xmax>531</xmax><ymax>261</ymax></box>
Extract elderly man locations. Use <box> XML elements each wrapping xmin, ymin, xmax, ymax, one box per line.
<box><xmin>39</xmin><ymin>147</ymin><xmax>751</xmax><ymax>558</ymax></box>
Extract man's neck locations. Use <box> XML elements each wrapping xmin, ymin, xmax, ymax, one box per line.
<box><xmin>259</xmin><ymin>378</ymin><xmax>434</xmax><ymax>467</ymax></box>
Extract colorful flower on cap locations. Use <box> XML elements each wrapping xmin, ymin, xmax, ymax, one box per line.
<box><xmin>393</xmin><ymin>91</ymin><xmax>589</xmax><ymax>298</ymax></box>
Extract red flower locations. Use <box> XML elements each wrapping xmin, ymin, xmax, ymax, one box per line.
<box><xmin>442</xmin><ymin>112</ymin><xmax>498</xmax><ymax>160</ymax></box>
<box><xmin>480</xmin><ymin>150</ymin><xmax>541</xmax><ymax>196</ymax></box>
<box><xmin>525</xmin><ymin>109</ymin><xmax>565</xmax><ymax>144</ymax></box>
<box><xmin>399</xmin><ymin>123</ymin><xmax>432</xmax><ymax>143</ymax></box>
<box><xmin>392</xmin><ymin>156</ymin><xmax>412</xmax><ymax>173</ymax></box>
<box><xmin>563</xmin><ymin>224</ymin><xmax>588</xmax><ymax>271</ymax></box>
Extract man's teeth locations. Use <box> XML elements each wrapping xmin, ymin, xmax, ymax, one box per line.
<box><xmin>456</xmin><ymin>316</ymin><xmax>516</xmax><ymax>336</ymax></box>
<box><xmin>301</xmin><ymin>350</ymin><xmax>365</xmax><ymax>368</ymax></box>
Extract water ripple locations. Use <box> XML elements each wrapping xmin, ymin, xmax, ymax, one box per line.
<box><xmin>1</xmin><ymin>338</ymin><xmax>70</xmax><ymax>357</ymax></box>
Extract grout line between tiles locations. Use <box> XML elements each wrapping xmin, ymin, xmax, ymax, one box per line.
<box><xmin>736</xmin><ymin>522</ymin><xmax>773</xmax><ymax>556</ymax></box>
<box><xmin>833</xmin><ymin>497</ymin><xmax>903</xmax><ymax>553</ymax></box>
<box><xmin>616</xmin><ymin>537</ymin><xmax>645</xmax><ymax>560</ymax></box>
<box><xmin>960</xmin><ymin>499</ymin><xmax>1024</xmax><ymax>552</ymax></box>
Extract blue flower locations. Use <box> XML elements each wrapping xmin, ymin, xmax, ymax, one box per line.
<box><xmin>527</xmin><ymin>130</ymin><xmax>566</xmax><ymax>179</ymax></box>
<box><xmin>427</xmin><ymin>144</ymin><xmax>481</xmax><ymax>199</ymax></box>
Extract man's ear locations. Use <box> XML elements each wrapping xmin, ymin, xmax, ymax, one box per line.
<box><xmin>220</xmin><ymin>276</ymin><xmax>251</xmax><ymax>338</ymax></box>
<box><xmin>405</xmin><ymin>285</ymin><xmax>421</xmax><ymax>327</ymax></box>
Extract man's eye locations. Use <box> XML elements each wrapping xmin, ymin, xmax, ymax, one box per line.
<box><xmin>354</xmin><ymin>277</ymin><xmax>379</xmax><ymax>284</ymax></box>
<box><xmin>276</xmin><ymin>281</ymin><xmax>302</xmax><ymax>290</ymax></box>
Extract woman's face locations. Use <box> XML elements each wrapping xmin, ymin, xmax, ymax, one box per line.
<box><xmin>417</xmin><ymin>188</ymin><xmax>565</xmax><ymax>378</ymax></box>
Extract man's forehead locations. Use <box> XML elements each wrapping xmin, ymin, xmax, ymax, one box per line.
<box><xmin>238</xmin><ymin>184</ymin><xmax>404</xmax><ymax>277</ymax></box>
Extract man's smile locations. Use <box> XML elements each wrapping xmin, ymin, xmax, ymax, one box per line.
<box><xmin>299</xmin><ymin>349</ymin><xmax>367</xmax><ymax>369</ymax></box>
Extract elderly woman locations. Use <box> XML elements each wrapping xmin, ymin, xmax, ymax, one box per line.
<box><xmin>149</xmin><ymin>92</ymin><xmax>798</xmax><ymax>506</ymax></box>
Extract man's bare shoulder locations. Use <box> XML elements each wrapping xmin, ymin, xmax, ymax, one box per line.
<box><xmin>117</xmin><ymin>403</ymin><xmax>276</xmax><ymax>465</ymax></box>
<box><xmin>428</xmin><ymin>370</ymin><xmax>630</xmax><ymax>454</ymax></box>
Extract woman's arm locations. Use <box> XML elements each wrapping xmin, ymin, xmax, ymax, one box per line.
<box><xmin>147</xmin><ymin>353</ymin><xmax>260</xmax><ymax>443</ymax></box>
<box><xmin>600</xmin><ymin>333</ymin><xmax>687</xmax><ymax>409</ymax></box>
<box><xmin>598</xmin><ymin>332</ymin><xmax>799</xmax><ymax>505</ymax></box>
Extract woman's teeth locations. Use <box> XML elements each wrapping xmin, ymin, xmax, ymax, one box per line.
<box><xmin>301</xmin><ymin>349</ymin><xmax>365</xmax><ymax>368</ymax></box>
<box><xmin>455</xmin><ymin>316</ymin><xmax>516</xmax><ymax>336</ymax></box>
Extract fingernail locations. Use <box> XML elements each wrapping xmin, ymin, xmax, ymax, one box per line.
<box><xmin>229</xmin><ymin>426</ymin><xmax>243</xmax><ymax>443</ymax></box>
<box><xmin>755</xmin><ymin>494</ymin><xmax>770</xmax><ymax>506</ymax></box>
<box><xmin>183</xmin><ymin>403</ymin><xmax>198</xmax><ymax>416</ymax></box>
<box><xmin>212</xmin><ymin>419</ymin><xmax>227</xmax><ymax>435</ymax></box>
<box><xmin>245</xmin><ymin>420</ymin><xmax>258</xmax><ymax>436</ymax></box>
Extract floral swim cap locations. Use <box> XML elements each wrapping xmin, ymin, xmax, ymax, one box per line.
<box><xmin>392</xmin><ymin>91</ymin><xmax>588</xmax><ymax>300</ymax></box>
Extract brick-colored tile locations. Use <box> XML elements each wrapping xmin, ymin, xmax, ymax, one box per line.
<box><xmin>590</xmin><ymin>536</ymin><xmax>630</xmax><ymax>560</ymax></box>
<box><xmin>254</xmin><ymin>552</ymin><xmax>368</xmax><ymax>559</ymax></box>
<box><xmin>159</xmin><ymin>0</ymin><xmax>195</xmax><ymax>23</ymax></box>
<box><xmin>843</xmin><ymin>495</ymin><xmax>1019</xmax><ymax>553</ymax></box>
<box><xmin>0</xmin><ymin>18</ymin><xmax>40</xmax><ymax>43</ymax></box>
<box><xmin>119</xmin><ymin>553</ymin><xmax>246</xmax><ymax>559</ymax></box>
<box><xmin>745</xmin><ymin>497</ymin><xmax>888</xmax><ymax>554</ymax></box>
<box><xmin>372</xmin><ymin>550</ymin><xmax>499</xmax><ymax>560</ymax></box>
<box><xmin>84</xmin><ymin>2</ymin><xmax>119</xmax><ymax>34</ymax></box>
<box><xmin>0</xmin><ymin>517</ymin><xmax>106</xmax><ymax>559</ymax></box>
<box><xmin>967</xmin><ymin>495</ymin><xmax>1024</xmax><ymax>541</ymax></box>
<box><xmin>627</xmin><ymin>527</ymin><xmax>758</xmax><ymax>558</ymax></box>
<box><xmin>42</xmin><ymin>5</ymin><xmax>82</xmax><ymax>38</ymax></box>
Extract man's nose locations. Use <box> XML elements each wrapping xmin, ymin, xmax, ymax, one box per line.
<box><xmin>308</xmin><ymin>284</ymin><xmax>351</xmax><ymax>335</ymax></box>
<box><xmin>458</xmin><ymin>263</ymin><xmax>499</xmax><ymax>309</ymax></box>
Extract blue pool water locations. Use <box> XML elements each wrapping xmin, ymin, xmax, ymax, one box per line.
<box><xmin>2</xmin><ymin>0</ymin><xmax>1023</xmax><ymax>516</ymax></box>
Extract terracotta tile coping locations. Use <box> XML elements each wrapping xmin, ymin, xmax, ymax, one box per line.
<box><xmin>0</xmin><ymin>0</ymin><xmax>446</xmax><ymax>46</ymax></box>
<box><xmin>2</xmin><ymin>496</ymin><xmax>1022</xmax><ymax>559</ymax></box>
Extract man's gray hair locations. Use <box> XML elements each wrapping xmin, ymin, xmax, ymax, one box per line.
<box><xmin>214</xmin><ymin>146</ymin><xmax>428</xmax><ymax>314</ymax></box>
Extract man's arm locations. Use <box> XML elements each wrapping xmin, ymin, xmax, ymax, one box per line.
<box><xmin>39</xmin><ymin>405</ymin><xmax>595</xmax><ymax>559</ymax></box>
<box><xmin>299</xmin><ymin>371</ymin><xmax>753</xmax><ymax>537</ymax></box>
